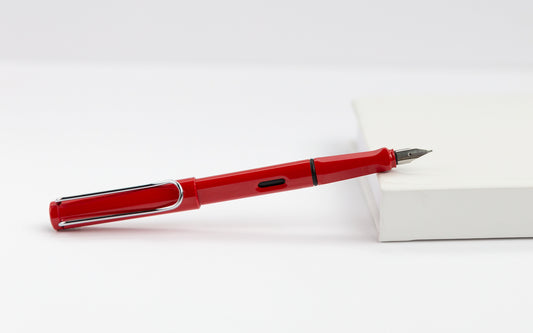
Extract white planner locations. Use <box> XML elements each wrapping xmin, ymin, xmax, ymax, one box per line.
<box><xmin>354</xmin><ymin>95</ymin><xmax>533</xmax><ymax>241</ymax></box>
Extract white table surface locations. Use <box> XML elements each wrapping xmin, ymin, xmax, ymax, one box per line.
<box><xmin>2</xmin><ymin>63</ymin><xmax>533</xmax><ymax>332</ymax></box>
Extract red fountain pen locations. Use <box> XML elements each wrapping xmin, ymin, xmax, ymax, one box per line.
<box><xmin>49</xmin><ymin>148</ymin><xmax>431</xmax><ymax>230</ymax></box>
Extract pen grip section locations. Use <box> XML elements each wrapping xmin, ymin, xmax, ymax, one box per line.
<box><xmin>313</xmin><ymin>148</ymin><xmax>396</xmax><ymax>185</ymax></box>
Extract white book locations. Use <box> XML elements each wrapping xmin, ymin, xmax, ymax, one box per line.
<box><xmin>354</xmin><ymin>95</ymin><xmax>533</xmax><ymax>241</ymax></box>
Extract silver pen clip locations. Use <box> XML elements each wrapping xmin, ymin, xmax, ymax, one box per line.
<box><xmin>55</xmin><ymin>180</ymin><xmax>183</xmax><ymax>227</ymax></box>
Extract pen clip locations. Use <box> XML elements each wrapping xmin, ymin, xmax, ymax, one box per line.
<box><xmin>55</xmin><ymin>180</ymin><xmax>184</xmax><ymax>228</ymax></box>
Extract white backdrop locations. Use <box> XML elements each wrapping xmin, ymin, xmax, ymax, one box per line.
<box><xmin>3</xmin><ymin>64</ymin><xmax>533</xmax><ymax>333</ymax></box>
<box><xmin>1</xmin><ymin>0</ymin><xmax>532</xmax><ymax>67</ymax></box>
<box><xmin>2</xmin><ymin>1</ymin><xmax>533</xmax><ymax>332</ymax></box>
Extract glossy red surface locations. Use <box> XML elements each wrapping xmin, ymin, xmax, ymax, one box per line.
<box><xmin>196</xmin><ymin>159</ymin><xmax>314</xmax><ymax>205</ymax></box>
<box><xmin>50</xmin><ymin>148</ymin><xmax>397</xmax><ymax>230</ymax></box>
<box><xmin>51</xmin><ymin>178</ymin><xmax>200</xmax><ymax>230</ymax></box>
<box><xmin>314</xmin><ymin>148</ymin><xmax>396</xmax><ymax>185</ymax></box>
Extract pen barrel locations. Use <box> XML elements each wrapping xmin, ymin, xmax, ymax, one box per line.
<box><xmin>313</xmin><ymin>148</ymin><xmax>396</xmax><ymax>185</ymax></box>
<box><xmin>50</xmin><ymin>178</ymin><xmax>200</xmax><ymax>230</ymax></box>
<box><xmin>194</xmin><ymin>148</ymin><xmax>396</xmax><ymax>205</ymax></box>
<box><xmin>195</xmin><ymin>160</ymin><xmax>315</xmax><ymax>205</ymax></box>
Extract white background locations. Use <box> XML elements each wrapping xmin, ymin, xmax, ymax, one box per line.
<box><xmin>1</xmin><ymin>1</ymin><xmax>533</xmax><ymax>332</ymax></box>
<box><xmin>1</xmin><ymin>0</ymin><xmax>533</xmax><ymax>67</ymax></box>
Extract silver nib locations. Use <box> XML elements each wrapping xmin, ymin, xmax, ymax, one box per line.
<box><xmin>395</xmin><ymin>148</ymin><xmax>432</xmax><ymax>165</ymax></box>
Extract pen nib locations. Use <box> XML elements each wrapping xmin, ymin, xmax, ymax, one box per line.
<box><xmin>395</xmin><ymin>148</ymin><xmax>432</xmax><ymax>165</ymax></box>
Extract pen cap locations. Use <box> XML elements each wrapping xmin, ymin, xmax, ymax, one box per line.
<box><xmin>50</xmin><ymin>180</ymin><xmax>187</xmax><ymax>230</ymax></box>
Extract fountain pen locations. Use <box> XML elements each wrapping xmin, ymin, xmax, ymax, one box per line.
<box><xmin>49</xmin><ymin>147</ymin><xmax>431</xmax><ymax>230</ymax></box>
